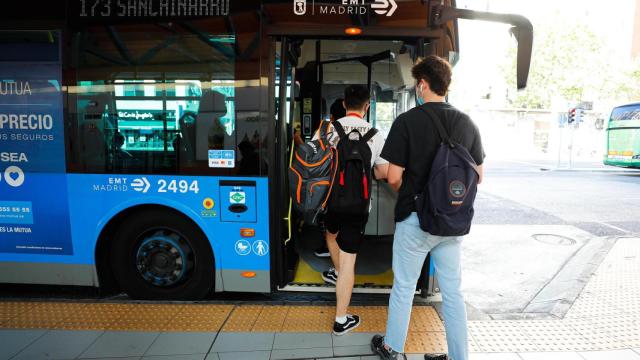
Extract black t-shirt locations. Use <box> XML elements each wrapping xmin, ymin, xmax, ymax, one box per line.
<box><xmin>380</xmin><ymin>102</ymin><xmax>485</xmax><ymax>222</ymax></box>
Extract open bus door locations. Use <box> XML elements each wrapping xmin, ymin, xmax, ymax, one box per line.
<box><xmin>271</xmin><ymin>3</ymin><xmax>533</xmax><ymax>294</ymax></box>
<box><xmin>273</xmin><ymin>35</ymin><xmax>432</xmax><ymax>293</ymax></box>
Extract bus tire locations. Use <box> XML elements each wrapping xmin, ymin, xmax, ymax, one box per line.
<box><xmin>110</xmin><ymin>209</ymin><xmax>214</xmax><ymax>300</ymax></box>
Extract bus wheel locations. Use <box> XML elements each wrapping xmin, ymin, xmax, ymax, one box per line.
<box><xmin>111</xmin><ymin>209</ymin><xmax>214</xmax><ymax>300</ymax></box>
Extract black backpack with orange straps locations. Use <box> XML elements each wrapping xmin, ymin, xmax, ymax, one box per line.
<box><xmin>288</xmin><ymin>121</ymin><xmax>338</xmax><ymax>225</ymax></box>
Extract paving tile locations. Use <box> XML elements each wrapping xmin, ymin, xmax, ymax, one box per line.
<box><xmin>351</xmin><ymin>306</ymin><xmax>388</xmax><ymax>333</ymax></box>
<box><xmin>407</xmin><ymin>355</ymin><xmax>431</xmax><ymax>360</ymax></box>
<box><xmin>469</xmin><ymin>321</ymin><xmax>538</xmax><ymax>352</ymax></box>
<box><xmin>79</xmin><ymin>331</ymin><xmax>159</xmax><ymax>358</ymax></box>
<box><xmin>145</xmin><ymin>332</ymin><xmax>216</xmax><ymax>356</ymax></box>
<box><xmin>167</xmin><ymin>305</ymin><xmax>233</xmax><ymax>332</ymax></box>
<box><xmin>468</xmin><ymin>353</ymin><xmax>522</xmax><ymax>360</ymax></box>
<box><xmin>210</xmin><ymin>332</ymin><xmax>274</xmax><ymax>352</ymax></box>
<box><xmin>142</xmin><ymin>355</ymin><xmax>205</xmax><ymax>360</ymax></box>
<box><xmin>252</xmin><ymin>306</ymin><xmax>289</xmax><ymax>332</ymax></box>
<box><xmin>519</xmin><ymin>352</ymin><xmax>583</xmax><ymax>360</ymax></box>
<box><xmin>333</xmin><ymin>345</ymin><xmax>374</xmax><ymax>356</ymax></box>
<box><xmin>565</xmin><ymin>318</ymin><xmax>628</xmax><ymax>350</ymax></box>
<box><xmin>0</xmin><ymin>329</ymin><xmax>47</xmax><ymax>360</ymax></box>
<box><xmin>323</xmin><ymin>357</ymin><xmax>360</xmax><ymax>360</ymax></box>
<box><xmin>221</xmin><ymin>306</ymin><xmax>263</xmax><ymax>332</ymax></box>
<box><xmin>360</xmin><ymin>356</ymin><xmax>380</xmax><ymax>360</ymax></box>
<box><xmin>579</xmin><ymin>349</ymin><xmax>640</xmax><ymax>360</ymax></box>
<box><xmin>405</xmin><ymin>331</ymin><xmax>448</xmax><ymax>354</ymax></box>
<box><xmin>332</xmin><ymin>332</ymin><xmax>378</xmax><ymax>347</ymax></box>
<box><xmin>12</xmin><ymin>330</ymin><xmax>103</xmax><ymax>360</ymax></box>
<box><xmin>270</xmin><ymin>347</ymin><xmax>333</xmax><ymax>359</ymax></box>
<box><xmin>281</xmin><ymin>306</ymin><xmax>333</xmax><ymax>332</ymax></box>
<box><xmin>205</xmin><ymin>354</ymin><xmax>219</xmax><ymax>360</ymax></box>
<box><xmin>518</xmin><ymin>321</ymin><xmax>592</xmax><ymax>352</ymax></box>
<box><xmin>217</xmin><ymin>350</ymin><xmax>271</xmax><ymax>360</ymax></box>
<box><xmin>273</xmin><ymin>332</ymin><xmax>332</xmax><ymax>349</ymax></box>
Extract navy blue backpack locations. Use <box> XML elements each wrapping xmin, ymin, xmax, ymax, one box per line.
<box><xmin>414</xmin><ymin>106</ymin><xmax>480</xmax><ymax>236</ymax></box>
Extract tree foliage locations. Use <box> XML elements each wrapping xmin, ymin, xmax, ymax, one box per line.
<box><xmin>501</xmin><ymin>12</ymin><xmax>639</xmax><ymax>108</ymax></box>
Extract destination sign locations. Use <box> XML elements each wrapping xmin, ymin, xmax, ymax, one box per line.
<box><xmin>77</xmin><ymin>0</ymin><xmax>230</xmax><ymax>18</ymax></box>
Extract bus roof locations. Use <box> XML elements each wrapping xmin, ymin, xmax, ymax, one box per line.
<box><xmin>614</xmin><ymin>102</ymin><xmax>640</xmax><ymax>109</ymax></box>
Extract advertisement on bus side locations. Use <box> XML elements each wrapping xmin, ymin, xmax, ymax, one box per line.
<box><xmin>0</xmin><ymin>62</ymin><xmax>73</xmax><ymax>255</ymax></box>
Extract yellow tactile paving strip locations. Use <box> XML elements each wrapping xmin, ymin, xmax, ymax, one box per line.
<box><xmin>0</xmin><ymin>302</ymin><xmax>233</xmax><ymax>332</ymax></box>
<box><xmin>220</xmin><ymin>305</ymin><xmax>443</xmax><ymax>334</ymax></box>
<box><xmin>0</xmin><ymin>301</ymin><xmax>445</xmax><ymax>353</ymax></box>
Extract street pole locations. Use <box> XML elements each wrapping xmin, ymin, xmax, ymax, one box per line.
<box><xmin>557</xmin><ymin>113</ymin><xmax>563</xmax><ymax>168</ymax></box>
<box><xmin>568</xmin><ymin>123</ymin><xmax>574</xmax><ymax>169</ymax></box>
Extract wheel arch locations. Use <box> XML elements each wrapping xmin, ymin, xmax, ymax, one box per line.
<box><xmin>94</xmin><ymin>203</ymin><xmax>217</xmax><ymax>295</ymax></box>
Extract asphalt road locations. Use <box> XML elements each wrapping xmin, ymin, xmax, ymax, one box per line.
<box><xmin>475</xmin><ymin>158</ymin><xmax>640</xmax><ymax>234</ymax></box>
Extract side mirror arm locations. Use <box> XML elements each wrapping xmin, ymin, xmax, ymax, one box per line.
<box><xmin>431</xmin><ymin>5</ymin><xmax>533</xmax><ymax>90</ymax></box>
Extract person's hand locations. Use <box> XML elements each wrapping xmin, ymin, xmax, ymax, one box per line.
<box><xmin>294</xmin><ymin>129</ymin><xmax>304</xmax><ymax>146</ymax></box>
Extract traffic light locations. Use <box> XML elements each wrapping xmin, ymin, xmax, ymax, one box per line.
<box><xmin>568</xmin><ymin>108</ymin><xmax>576</xmax><ymax>124</ymax></box>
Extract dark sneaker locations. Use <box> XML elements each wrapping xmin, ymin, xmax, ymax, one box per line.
<box><xmin>333</xmin><ymin>314</ymin><xmax>360</xmax><ymax>335</ymax></box>
<box><xmin>371</xmin><ymin>334</ymin><xmax>407</xmax><ymax>360</ymax></box>
<box><xmin>314</xmin><ymin>245</ymin><xmax>330</xmax><ymax>258</ymax></box>
<box><xmin>424</xmin><ymin>354</ymin><xmax>448</xmax><ymax>360</ymax></box>
<box><xmin>321</xmin><ymin>267</ymin><xmax>338</xmax><ymax>285</ymax></box>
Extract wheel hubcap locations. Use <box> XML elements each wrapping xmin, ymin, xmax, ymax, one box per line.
<box><xmin>135</xmin><ymin>230</ymin><xmax>193</xmax><ymax>287</ymax></box>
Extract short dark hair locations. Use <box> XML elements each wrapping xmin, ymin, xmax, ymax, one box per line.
<box><xmin>343</xmin><ymin>85</ymin><xmax>370</xmax><ymax>110</ymax></box>
<box><xmin>411</xmin><ymin>55</ymin><xmax>452</xmax><ymax>96</ymax></box>
<box><xmin>330</xmin><ymin>98</ymin><xmax>346</xmax><ymax>120</ymax></box>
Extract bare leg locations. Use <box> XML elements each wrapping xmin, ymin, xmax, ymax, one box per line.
<box><xmin>335</xmin><ymin>249</ymin><xmax>357</xmax><ymax>318</ymax></box>
<box><xmin>326</xmin><ymin>231</ymin><xmax>341</xmax><ymax>273</ymax></box>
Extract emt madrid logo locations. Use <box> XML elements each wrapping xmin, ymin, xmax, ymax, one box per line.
<box><xmin>294</xmin><ymin>0</ymin><xmax>306</xmax><ymax>15</ymax></box>
<box><xmin>294</xmin><ymin>0</ymin><xmax>397</xmax><ymax>17</ymax></box>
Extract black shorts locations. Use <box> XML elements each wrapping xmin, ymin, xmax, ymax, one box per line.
<box><xmin>324</xmin><ymin>211</ymin><xmax>368</xmax><ymax>254</ymax></box>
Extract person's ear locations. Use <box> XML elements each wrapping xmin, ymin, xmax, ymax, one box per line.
<box><xmin>342</xmin><ymin>100</ymin><xmax>346</xmax><ymax>110</ymax></box>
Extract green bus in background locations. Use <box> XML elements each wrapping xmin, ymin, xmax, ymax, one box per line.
<box><xmin>605</xmin><ymin>103</ymin><xmax>640</xmax><ymax>168</ymax></box>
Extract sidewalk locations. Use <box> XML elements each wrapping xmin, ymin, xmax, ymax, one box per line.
<box><xmin>0</xmin><ymin>237</ymin><xmax>638</xmax><ymax>360</ymax></box>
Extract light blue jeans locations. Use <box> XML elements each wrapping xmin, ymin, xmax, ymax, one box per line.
<box><xmin>384</xmin><ymin>213</ymin><xmax>468</xmax><ymax>360</ymax></box>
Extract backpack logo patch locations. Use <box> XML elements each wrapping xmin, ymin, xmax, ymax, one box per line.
<box><xmin>449</xmin><ymin>180</ymin><xmax>466</xmax><ymax>198</ymax></box>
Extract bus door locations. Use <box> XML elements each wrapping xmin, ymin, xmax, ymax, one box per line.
<box><xmin>274</xmin><ymin>36</ymin><xmax>431</xmax><ymax>293</ymax></box>
<box><xmin>273</xmin><ymin>37</ymin><xmax>300</xmax><ymax>287</ymax></box>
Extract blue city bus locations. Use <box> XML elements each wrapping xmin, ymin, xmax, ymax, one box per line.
<box><xmin>0</xmin><ymin>0</ymin><xmax>531</xmax><ymax>299</ymax></box>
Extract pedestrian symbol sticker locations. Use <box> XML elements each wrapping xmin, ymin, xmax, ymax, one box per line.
<box><xmin>230</xmin><ymin>191</ymin><xmax>245</xmax><ymax>204</ymax></box>
<box><xmin>235</xmin><ymin>239</ymin><xmax>251</xmax><ymax>256</ymax></box>
<box><xmin>252</xmin><ymin>240</ymin><xmax>268</xmax><ymax>256</ymax></box>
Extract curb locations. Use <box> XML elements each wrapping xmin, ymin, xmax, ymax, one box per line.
<box><xmin>540</xmin><ymin>167</ymin><xmax>640</xmax><ymax>173</ymax></box>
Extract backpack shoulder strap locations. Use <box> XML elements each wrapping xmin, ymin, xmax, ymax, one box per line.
<box><xmin>315</xmin><ymin>121</ymin><xmax>332</xmax><ymax>150</ymax></box>
<box><xmin>419</xmin><ymin>106</ymin><xmax>452</xmax><ymax>145</ymax></box>
<box><xmin>360</xmin><ymin>127</ymin><xmax>378</xmax><ymax>143</ymax></box>
<box><xmin>332</xmin><ymin>120</ymin><xmax>348</xmax><ymax>140</ymax></box>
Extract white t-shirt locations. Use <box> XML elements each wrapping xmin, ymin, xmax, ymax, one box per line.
<box><xmin>312</xmin><ymin>115</ymin><xmax>388</xmax><ymax>168</ymax></box>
